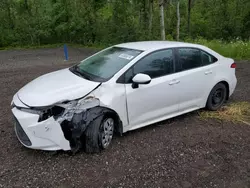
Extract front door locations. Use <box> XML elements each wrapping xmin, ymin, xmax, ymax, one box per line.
<box><xmin>123</xmin><ymin>49</ymin><xmax>179</xmax><ymax>129</ymax></box>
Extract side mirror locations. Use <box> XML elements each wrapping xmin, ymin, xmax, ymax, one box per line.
<box><xmin>132</xmin><ymin>73</ymin><xmax>151</xmax><ymax>89</ymax></box>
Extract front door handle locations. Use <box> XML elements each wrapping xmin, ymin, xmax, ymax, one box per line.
<box><xmin>169</xmin><ymin>79</ymin><xmax>180</xmax><ymax>85</ymax></box>
<box><xmin>204</xmin><ymin>70</ymin><xmax>212</xmax><ymax>75</ymax></box>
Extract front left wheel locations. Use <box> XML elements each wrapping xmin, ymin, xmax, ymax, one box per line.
<box><xmin>100</xmin><ymin>117</ymin><xmax>114</xmax><ymax>149</ymax></box>
<box><xmin>83</xmin><ymin>115</ymin><xmax>115</xmax><ymax>153</ymax></box>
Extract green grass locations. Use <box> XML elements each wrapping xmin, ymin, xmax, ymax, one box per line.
<box><xmin>199</xmin><ymin>102</ymin><xmax>250</xmax><ymax>125</ymax></box>
<box><xmin>0</xmin><ymin>43</ymin><xmax>103</xmax><ymax>51</ymax></box>
<box><xmin>68</xmin><ymin>43</ymin><xmax>105</xmax><ymax>50</ymax></box>
<box><xmin>1</xmin><ymin>39</ymin><xmax>250</xmax><ymax>60</ymax></box>
<box><xmin>0</xmin><ymin>43</ymin><xmax>64</xmax><ymax>51</ymax></box>
<box><xmin>185</xmin><ymin>38</ymin><xmax>250</xmax><ymax>60</ymax></box>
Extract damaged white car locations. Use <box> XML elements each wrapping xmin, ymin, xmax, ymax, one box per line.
<box><xmin>11</xmin><ymin>41</ymin><xmax>237</xmax><ymax>153</ymax></box>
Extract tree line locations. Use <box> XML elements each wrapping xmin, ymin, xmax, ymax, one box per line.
<box><xmin>0</xmin><ymin>0</ymin><xmax>249</xmax><ymax>47</ymax></box>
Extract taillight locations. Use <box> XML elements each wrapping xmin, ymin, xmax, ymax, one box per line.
<box><xmin>231</xmin><ymin>62</ymin><xmax>236</xmax><ymax>68</ymax></box>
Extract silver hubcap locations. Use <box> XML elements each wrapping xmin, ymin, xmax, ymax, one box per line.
<box><xmin>101</xmin><ymin>118</ymin><xmax>114</xmax><ymax>148</ymax></box>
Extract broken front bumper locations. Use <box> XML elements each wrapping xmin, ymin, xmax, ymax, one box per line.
<box><xmin>12</xmin><ymin>107</ymin><xmax>70</xmax><ymax>151</ymax></box>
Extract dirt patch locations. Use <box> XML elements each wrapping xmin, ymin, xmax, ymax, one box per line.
<box><xmin>0</xmin><ymin>47</ymin><xmax>250</xmax><ymax>188</ymax></box>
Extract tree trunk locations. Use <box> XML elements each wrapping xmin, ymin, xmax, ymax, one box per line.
<box><xmin>139</xmin><ymin>9</ymin><xmax>142</xmax><ymax>26</ymax></box>
<box><xmin>143</xmin><ymin>0</ymin><xmax>147</xmax><ymax>29</ymax></box>
<box><xmin>6</xmin><ymin>0</ymin><xmax>14</xmax><ymax>29</ymax></box>
<box><xmin>176</xmin><ymin>0</ymin><xmax>180</xmax><ymax>41</ymax></box>
<box><xmin>159</xmin><ymin>0</ymin><xmax>165</xmax><ymax>40</ymax></box>
<box><xmin>74</xmin><ymin>0</ymin><xmax>77</xmax><ymax>14</ymax></box>
<box><xmin>187</xmin><ymin>0</ymin><xmax>191</xmax><ymax>35</ymax></box>
<box><xmin>24</xmin><ymin>0</ymin><xmax>32</xmax><ymax>15</ymax></box>
<box><xmin>24</xmin><ymin>0</ymin><xmax>28</xmax><ymax>9</ymax></box>
<box><xmin>149</xmin><ymin>0</ymin><xmax>153</xmax><ymax>35</ymax></box>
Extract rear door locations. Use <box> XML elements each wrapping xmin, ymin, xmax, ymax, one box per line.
<box><xmin>174</xmin><ymin>48</ymin><xmax>218</xmax><ymax>112</ymax></box>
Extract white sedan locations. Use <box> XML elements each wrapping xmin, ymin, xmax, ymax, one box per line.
<box><xmin>11</xmin><ymin>41</ymin><xmax>237</xmax><ymax>153</ymax></box>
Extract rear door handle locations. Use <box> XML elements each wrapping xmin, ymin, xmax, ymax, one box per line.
<box><xmin>205</xmin><ymin>70</ymin><xmax>212</xmax><ymax>75</ymax></box>
<box><xmin>169</xmin><ymin>79</ymin><xmax>180</xmax><ymax>85</ymax></box>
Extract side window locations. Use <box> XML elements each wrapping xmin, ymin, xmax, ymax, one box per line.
<box><xmin>201</xmin><ymin>51</ymin><xmax>217</xmax><ymax>66</ymax></box>
<box><xmin>125</xmin><ymin>49</ymin><xmax>174</xmax><ymax>82</ymax></box>
<box><xmin>177</xmin><ymin>48</ymin><xmax>201</xmax><ymax>71</ymax></box>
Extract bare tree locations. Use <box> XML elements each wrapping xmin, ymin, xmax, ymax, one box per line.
<box><xmin>24</xmin><ymin>0</ymin><xmax>32</xmax><ymax>15</ymax></box>
<box><xmin>187</xmin><ymin>0</ymin><xmax>191</xmax><ymax>35</ymax></box>
<box><xmin>159</xmin><ymin>0</ymin><xmax>165</xmax><ymax>40</ymax></box>
<box><xmin>176</xmin><ymin>0</ymin><xmax>180</xmax><ymax>41</ymax></box>
<box><xmin>149</xmin><ymin>0</ymin><xmax>153</xmax><ymax>35</ymax></box>
<box><xmin>6</xmin><ymin>0</ymin><xmax>14</xmax><ymax>29</ymax></box>
<box><xmin>24</xmin><ymin>0</ymin><xmax>28</xmax><ymax>9</ymax></box>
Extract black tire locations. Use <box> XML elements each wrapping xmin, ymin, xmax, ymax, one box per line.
<box><xmin>206</xmin><ymin>83</ymin><xmax>227</xmax><ymax>111</ymax></box>
<box><xmin>83</xmin><ymin>115</ymin><xmax>114</xmax><ymax>153</ymax></box>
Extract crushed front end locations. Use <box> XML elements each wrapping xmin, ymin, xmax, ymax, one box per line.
<box><xmin>11</xmin><ymin>93</ymin><xmax>100</xmax><ymax>152</ymax></box>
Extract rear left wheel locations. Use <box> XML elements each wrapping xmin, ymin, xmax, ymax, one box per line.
<box><xmin>206</xmin><ymin>83</ymin><xmax>227</xmax><ymax>111</ymax></box>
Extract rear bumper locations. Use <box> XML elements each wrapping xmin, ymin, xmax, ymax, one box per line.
<box><xmin>12</xmin><ymin>107</ymin><xmax>70</xmax><ymax>151</ymax></box>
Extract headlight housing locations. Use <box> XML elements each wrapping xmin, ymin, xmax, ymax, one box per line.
<box><xmin>52</xmin><ymin>96</ymin><xmax>99</xmax><ymax>123</ymax></box>
<box><xmin>38</xmin><ymin>106</ymin><xmax>65</xmax><ymax>122</ymax></box>
<box><xmin>21</xmin><ymin>96</ymin><xmax>100</xmax><ymax>123</ymax></box>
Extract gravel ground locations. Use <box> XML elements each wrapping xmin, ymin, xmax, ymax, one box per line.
<box><xmin>0</xmin><ymin>47</ymin><xmax>249</xmax><ymax>188</ymax></box>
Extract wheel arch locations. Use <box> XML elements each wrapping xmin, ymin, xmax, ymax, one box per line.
<box><xmin>80</xmin><ymin>106</ymin><xmax>123</xmax><ymax>153</ymax></box>
<box><xmin>98</xmin><ymin>106</ymin><xmax>123</xmax><ymax>136</ymax></box>
<box><xmin>61</xmin><ymin>105</ymin><xmax>123</xmax><ymax>153</ymax></box>
<box><xmin>85</xmin><ymin>106</ymin><xmax>123</xmax><ymax>136</ymax></box>
<box><xmin>218</xmin><ymin>81</ymin><xmax>230</xmax><ymax>100</ymax></box>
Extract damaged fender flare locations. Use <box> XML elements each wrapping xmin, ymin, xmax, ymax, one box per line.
<box><xmin>60</xmin><ymin>106</ymin><xmax>123</xmax><ymax>153</ymax></box>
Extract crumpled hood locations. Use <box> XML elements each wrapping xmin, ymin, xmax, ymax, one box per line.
<box><xmin>17</xmin><ymin>68</ymin><xmax>100</xmax><ymax>107</ymax></box>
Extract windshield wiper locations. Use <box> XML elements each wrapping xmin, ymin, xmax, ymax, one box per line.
<box><xmin>70</xmin><ymin>65</ymin><xmax>107</xmax><ymax>82</ymax></box>
<box><xmin>70</xmin><ymin>65</ymin><xmax>92</xmax><ymax>81</ymax></box>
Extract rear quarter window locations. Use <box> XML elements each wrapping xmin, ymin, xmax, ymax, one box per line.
<box><xmin>201</xmin><ymin>51</ymin><xmax>218</xmax><ymax>66</ymax></box>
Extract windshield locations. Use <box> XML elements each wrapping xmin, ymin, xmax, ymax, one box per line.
<box><xmin>70</xmin><ymin>47</ymin><xmax>142</xmax><ymax>82</ymax></box>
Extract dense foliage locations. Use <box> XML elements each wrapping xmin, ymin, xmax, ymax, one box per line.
<box><xmin>0</xmin><ymin>0</ymin><xmax>249</xmax><ymax>48</ymax></box>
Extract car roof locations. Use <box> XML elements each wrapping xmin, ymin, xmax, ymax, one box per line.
<box><xmin>115</xmin><ymin>41</ymin><xmax>205</xmax><ymax>51</ymax></box>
